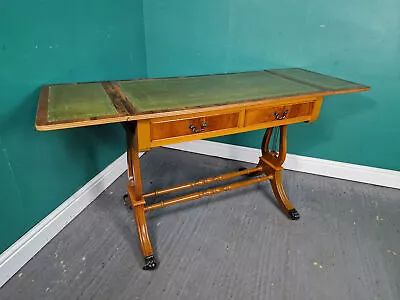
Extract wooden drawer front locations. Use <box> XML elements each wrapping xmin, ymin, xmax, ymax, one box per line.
<box><xmin>151</xmin><ymin>113</ymin><xmax>240</xmax><ymax>140</ymax></box>
<box><xmin>245</xmin><ymin>102</ymin><xmax>314</xmax><ymax>126</ymax></box>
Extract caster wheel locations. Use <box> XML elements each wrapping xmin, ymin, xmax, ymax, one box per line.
<box><xmin>123</xmin><ymin>194</ymin><xmax>132</xmax><ymax>210</ymax></box>
<box><xmin>143</xmin><ymin>255</ymin><xmax>158</xmax><ymax>270</ymax></box>
<box><xmin>288</xmin><ymin>209</ymin><xmax>300</xmax><ymax>220</ymax></box>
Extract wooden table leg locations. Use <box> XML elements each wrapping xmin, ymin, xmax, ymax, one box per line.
<box><xmin>124</xmin><ymin>122</ymin><xmax>157</xmax><ymax>270</ymax></box>
<box><xmin>259</xmin><ymin>126</ymin><xmax>300</xmax><ymax>220</ymax></box>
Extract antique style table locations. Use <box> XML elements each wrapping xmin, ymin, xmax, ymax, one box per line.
<box><xmin>36</xmin><ymin>68</ymin><xmax>369</xmax><ymax>270</ymax></box>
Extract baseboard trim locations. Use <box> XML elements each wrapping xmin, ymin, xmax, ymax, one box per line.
<box><xmin>165</xmin><ymin>140</ymin><xmax>400</xmax><ymax>190</ymax></box>
<box><xmin>0</xmin><ymin>152</ymin><xmax>137</xmax><ymax>288</ymax></box>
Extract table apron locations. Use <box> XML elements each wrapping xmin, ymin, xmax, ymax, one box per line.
<box><xmin>136</xmin><ymin>96</ymin><xmax>323</xmax><ymax>151</ymax></box>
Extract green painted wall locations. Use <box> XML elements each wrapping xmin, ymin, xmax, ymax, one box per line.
<box><xmin>0</xmin><ymin>0</ymin><xmax>146</xmax><ymax>253</ymax></box>
<box><xmin>143</xmin><ymin>0</ymin><xmax>400</xmax><ymax>171</ymax></box>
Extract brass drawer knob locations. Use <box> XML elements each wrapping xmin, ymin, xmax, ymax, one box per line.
<box><xmin>188</xmin><ymin>121</ymin><xmax>208</xmax><ymax>133</ymax></box>
<box><xmin>273</xmin><ymin>109</ymin><xmax>289</xmax><ymax>120</ymax></box>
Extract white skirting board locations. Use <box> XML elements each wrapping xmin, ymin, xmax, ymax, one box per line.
<box><xmin>0</xmin><ymin>152</ymin><xmax>139</xmax><ymax>288</ymax></box>
<box><xmin>165</xmin><ymin>140</ymin><xmax>400</xmax><ymax>190</ymax></box>
<box><xmin>1</xmin><ymin>140</ymin><xmax>399</xmax><ymax>288</ymax></box>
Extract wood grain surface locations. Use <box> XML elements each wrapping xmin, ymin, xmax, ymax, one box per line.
<box><xmin>35</xmin><ymin>68</ymin><xmax>370</xmax><ymax>131</ymax></box>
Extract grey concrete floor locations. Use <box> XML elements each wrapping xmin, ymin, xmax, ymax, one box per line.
<box><xmin>1</xmin><ymin>148</ymin><xmax>399</xmax><ymax>300</ymax></box>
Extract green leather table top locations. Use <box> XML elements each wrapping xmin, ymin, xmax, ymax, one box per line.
<box><xmin>36</xmin><ymin>68</ymin><xmax>369</xmax><ymax>130</ymax></box>
<box><xmin>48</xmin><ymin>83</ymin><xmax>118</xmax><ymax>122</ymax></box>
<box><xmin>117</xmin><ymin>71</ymin><xmax>320</xmax><ymax>112</ymax></box>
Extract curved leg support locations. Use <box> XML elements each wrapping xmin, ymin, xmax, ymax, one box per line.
<box><xmin>270</xmin><ymin>170</ymin><xmax>300</xmax><ymax>220</ymax></box>
<box><xmin>124</xmin><ymin>122</ymin><xmax>158</xmax><ymax>270</ymax></box>
<box><xmin>259</xmin><ymin>126</ymin><xmax>300</xmax><ymax>220</ymax></box>
<box><xmin>134</xmin><ymin>204</ymin><xmax>158</xmax><ymax>270</ymax></box>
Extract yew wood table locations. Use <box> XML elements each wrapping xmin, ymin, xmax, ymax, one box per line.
<box><xmin>36</xmin><ymin>68</ymin><xmax>369</xmax><ymax>270</ymax></box>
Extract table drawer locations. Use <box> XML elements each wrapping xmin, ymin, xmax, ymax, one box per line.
<box><xmin>245</xmin><ymin>101</ymin><xmax>314</xmax><ymax>126</ymax></box>
<box><xmin>151</xmin><ymin>112</ymin><xmax>240</xmax><ymax>140</ymax></box>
